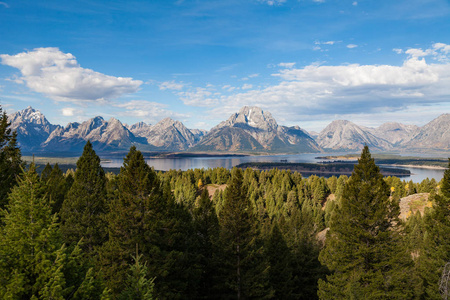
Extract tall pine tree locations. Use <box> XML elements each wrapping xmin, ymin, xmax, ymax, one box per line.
<box><xmin>100</xmin><ymin>145</ymin><xmax>163</xmax><ymax>297</ymax></box>
<box><xmin>217</xmin><ymin>168</ymin><xmax>272</xmax><ymax>299</ymax></box>
<box><xmin>318</xmin><ymin>146</ymin><xmax>415</xmax><ymax>299</ymax></box>
<box><xmin>60</xmin><ymin>141</ymin><xmax>107</xmax><ymax>255</ymax></box>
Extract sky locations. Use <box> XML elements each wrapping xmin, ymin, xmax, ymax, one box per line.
<box><xmin>0</xmin><ymin>0</ymin><xmax>449</xmax><ymax>132</ymax></box>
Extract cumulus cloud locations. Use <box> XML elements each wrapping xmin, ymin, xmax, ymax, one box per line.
<box><xmin>61</xmin><ymin>107</ymin><xmax>77</xmax><ymax>116</ymax></box>
<box><xmin>0</xmin><ymin>47</ymin><xmax>142</xmax><ymax>102</ymax></box>
<box><xmin>159</xmin><ymin>80</ymin><xmax>184</xmax><ymax>90</ymax></box>
<box><xmin>347</xmin><ymin>44</ymin><xmax>358</xmax><ymax>49</ymax></box>
<box><xmin>242</xmin><ymin>83</ymin><xmax>253</xmax><ymax>90</ymax></box>
<box><xmin>199</xmin><ymin>43</ymin><xmax>450</xmax><ymax>124</ymax></box>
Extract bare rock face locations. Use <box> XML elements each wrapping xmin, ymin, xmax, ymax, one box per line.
<box><xmin>129</xmin><ymin>118</ymin><xmax>198</xmax><ymax>151</ymax></box>
<box><xmin>9</xmin><ymin>106</ymin><xmax>61</xmax><ymax>152</ymax></box>
<box><xmin>43</xmin><ymin>116</ymin><xmax>141</xmax><ymax>152</ymax></box>
<box><xmin>126</xmin><ymin>121</ymin><xmax>152</xmax><ymax>137</ymax></box>
<box><xmin>404</xmin><ymin>114</ymin><xmax>450</xmax><ymax>150</ymax></box>
<box><xmin>191</xmin><ymin>106</ymin><xmax>320</xmax><ymax>153</ymax></box>
<box><xmin>373</xmin><ymin>122</ymin><xmax>419</xmax><ymax>146</ymax></box>
<box><xmin>317</xmin><ymin>120</ymin><xmax>391</xmax><ymax>151</ymax></box>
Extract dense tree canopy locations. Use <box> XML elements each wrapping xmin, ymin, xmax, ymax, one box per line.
<box><xmin>0</xmin><ymin>138</ymin><xmax>448</xmax><ymax>299</ymax></box>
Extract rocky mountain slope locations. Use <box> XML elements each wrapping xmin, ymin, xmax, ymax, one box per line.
<box><xmin>190</xmin><ymin>106</ymin><xmax>320</xmax><ymax>153</ymax></box>
<box><xmin>42</xmin><ymin>116</ymin><xmax>143</xmax><ymax>152</ymax></box>
<box><xmin>372</xmin><ymin>122</ymin><xmax>419</xmax><ymax>146</ymax></box>
<box><xmin>402</xmin><ymin>114</ymin><xmax>450</xmax><ymax>151</ymax></box>
<box><xmin>129</xmin><ymin>117</ymin><xmax>198</xmax><ymax>151</ymax></box>
<box><xmin>7</xmin><ymin>106</ymin><xmax>450</xmax><ymax>154</ymax></box>
<box><xmin>9</xmin><ymin>106</ymin><xmax>61</xmax><ymax>152</ymax></box>
<box><xmin>316</xmin><ymin>120</ymin><xmax>391</xmax><ymax>151</ymax></box>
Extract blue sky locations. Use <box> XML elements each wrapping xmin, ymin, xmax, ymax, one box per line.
<box><xmin>1</xmin><ymin>0</ymin><xmax>449</xmax><ymax>132</ymax></box>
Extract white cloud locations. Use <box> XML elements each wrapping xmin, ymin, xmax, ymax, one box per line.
<box><xmin>259</xmin><ymin>0</ymin><xmax>286</xmax><ymax>5</ymax></box>
<box><xmin>0</xmin><ymin>47</ymin><xmax>142</xmax><ymax>102</ymax></box>
<box><xmin>177</xmin><ymin>87</ymin><xmax>219</xmax><ymax>107</ymax></box>
<box><xmin>315</xmin><ymin>41</ymin><xmax>337</xmax><ymax>45</ymax></box>
<box><xmin>393</xmin><ymin>48</ymin><xmax>403</xmax><ymax>54</ymax></box>
<box><xmin>61</xmin><ymin>107</ymin><xmax>77</xmax><ymax>116</ymax></box>
<box><xmin>159</xmin><ymin>80</ymin><xmax>184</xmax><ymax>90</ymax></box>
<box><xmin>347</xmin><ymin>44</ymin><xmax>358</xmax><ymax>49</ymax></box>
<box><xmin>352</xmin><ymin>1</ymin><xmax>358</xmax><ymax>6</ymax></box>
<box><xmin>198</xmin><ymin>43</ymin><xmax>450</xmax><ymax>125</ymax></box>
<box><xmin>242</xmin><ymin>83</ymin><xmax>253</xmax><ymax>90</ymax></box>
<box><xmin>278</xmin><ymin>62</ymin><xmax>296</xmax><ymax>68</ymax></box>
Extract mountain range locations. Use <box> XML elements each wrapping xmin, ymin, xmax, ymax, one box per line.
<box><xmin>7</xmin><ymin>106</ymin><xmax>450</xmax><ymax>154</ymax></box>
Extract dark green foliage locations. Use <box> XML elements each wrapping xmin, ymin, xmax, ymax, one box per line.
<box><xmin>60</xmin><ymin>141</ymin><xmax>107</xmax><ymax>254</ymax></box>
<box><xmin>0</xmin><ymin>165</ymin><xmax>102</xmax><ymax>299</ymax></box>
<box><xmin>192</xmin><ymin>188</ymin><xmax>220</xmax><ymax>299</ymax></box>
<box><xmin>119</xmin><ymin>252</ymin><xmax>155</xmax><ymax>300</ymax></box>
<box><xmin>417</xmin><ymin>158</ymin><xmax>450</xmax><ymax>299</ymax></box>
<box><xmin>0</xmin><ymin>106</ymin><xmax>23</xmax><ymax>209</ymax></box>
<box><xmin>217</xmin><ymin>168</ymin><xmax>272</xmax><ymax>299</ymax></box>
<box><xmin>318</xmin><ymin>146</ymin><xmax>415</xmax><ymax>299</ymax></box>
<box><xmin>100</xmin><ymin>146</ymin><xmax>163</xmax><ymax>296</ymax></box>
<box><xmin>42</xmin><ymin>163</ymin><xmax>70</xmax><ymax>214</ymax></box>
<box><xmin>265</xmin><ymin>222</ymin><xmax>294</xmax><ymax>299</ymax></box>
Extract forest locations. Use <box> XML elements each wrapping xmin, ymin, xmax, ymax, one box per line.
<box><xmin>0</xmin><ymin>106</ymin><xmax>449</xmax><ymax>300</ymax></box>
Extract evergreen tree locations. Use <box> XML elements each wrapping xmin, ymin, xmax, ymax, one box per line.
<box><xmin>217</xmin><ymin>168</ymin><xmax>272</xmax><ymax>299</ymax></box>
<box><xmin>60</xmin><ymin>141</ymin><xmax>107</xmax><ymax>254</ymax></box>
<box><xmin>119</xmin><ymin>250</ymin><xmax>155</xmax><ymax>300</ymax></box>
<box><xmin>100</xmin><ymin>146</ymin><xmax>162</xmax><ymax>296</ymax></box>
<box><xmin>0</xmin><ymin>165</ymin><xmax>101</xmax><ymax>299</ymax></box>
<box><xmin>0</xmin><ymin>105</ymin><xmax>23</xmax><ymax>209</ymax></box>
<box><xmin>417</xmin><ymin>158</ymin><xmax>450</xmax><ymax>299</ymax></box>
<box><xmin>318</xmin><ymin>146</ymin><xmax>415</xmax><ymax>299</ymax></box>
<box><xmin>265</xmin><ymin>222</ymin><xmax>294</xmax><ymax>299</ymax></box>
<box><xmin>192</xmin><ymin>188</ymin><xmax>220</xmax><ymax>299</ymax></box>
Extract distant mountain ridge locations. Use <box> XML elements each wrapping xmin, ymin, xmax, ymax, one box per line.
<box><xmin>190</xmin><ymin>106</ymin><xmax>321</xmax><ymax>153</ymax></box>
<box><xmin>7</xmin><ymin>106</ymin><xmax>450</xmax><ymax>154</ymax></box>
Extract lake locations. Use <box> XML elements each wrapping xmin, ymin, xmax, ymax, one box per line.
<box><xmin>101</xmin><ymin>153</ymin><xmax>446</xmax><ymax>183</ymax></box>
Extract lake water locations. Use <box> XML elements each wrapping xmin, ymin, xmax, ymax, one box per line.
<box><xmin>101</xmin><ymin>152</ymin><xmax>446</xmax><ymax>183</ymax></box>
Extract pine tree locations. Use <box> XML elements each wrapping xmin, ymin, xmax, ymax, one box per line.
<box><xmin>265</xmin><ymin>222</ymin><xmax>294</xmax><ymax>299</ymax></box>
<box><xmin>100</xmin><ymin>145</ymin><xmax>162</xmax><ymax>296</ymax></box>
<box><xmin>417</xmin><ymin>158</ymin><xmax>450</xmax><ymax>299</ymax></box>
<box><xmin>0</xmin><ymin>165</ymin><xmax>64</xmax><ymax>299</ymax></box>
<box><xmin>318</xmin><ymin>146</ymin><xmax>415</xmax><ymax>299</ymax></box>
<box><xmin>192</xmin><ymin>188</ymin><xmax>220</xmax><ymax>299</ymax></box>
<box><xmin>0</xmin><ymin>105</ymin><xmax>23</xmax><ymax>209</ymax></box>
<box><xmin>217</xmin><ymin>168</ymin><xmax>272</xmax><ymax>299</ymax></box>
<box><xmin>119</xmin><ymin>250</ymin><xmax>155</xmax><ymax>300</ymax></box>
<box><xmin>60</xmin><ymin>141</ymin><xmax>107</xmax><ymax>254</ymax></box>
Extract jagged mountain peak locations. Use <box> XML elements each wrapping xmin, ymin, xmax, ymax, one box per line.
<box><xmin>11</xmin><ymin>106</ymin><xmax>48</xmax><ymax>124</ymax></box>
<box><xmin>192</xmin><ymin>106</ymin><xmax>319</xmax><ymax>153</ymax></box>
<box><xmin>317</xmin><ymin>119</ymin><xmax>391</xmax><ymax>151</ymax></box>
<box><xmin>214</xmin><ymin>106</ymin><xmax>278</xmax><ymax>132</ymax></box>
<box><xmin>156</xmin><ymin>117</ymin><xmax>181</xmax><ymax>128</ymax></box>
